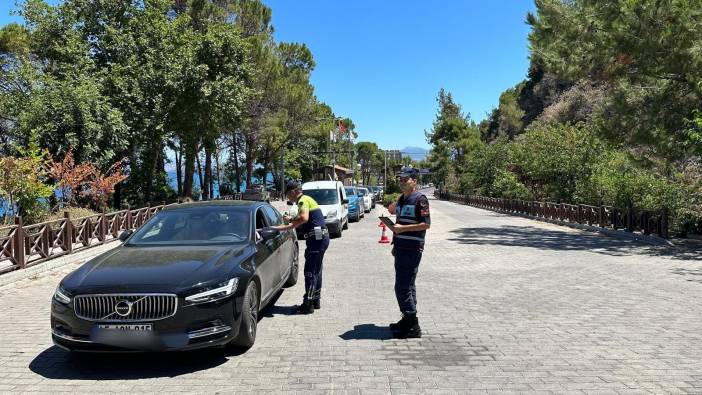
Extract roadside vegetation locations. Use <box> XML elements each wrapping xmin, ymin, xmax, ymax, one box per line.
<box><xmin>0</xmin><ymin>0</ymin><xmax>403</xmax><ymax>226</ymax></box>
<box><xmin>425</xmin><ymin>0</ymin><xmax>702</xmax><ymax>236</ymax></box>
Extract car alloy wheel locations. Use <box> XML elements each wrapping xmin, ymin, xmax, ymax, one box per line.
<box><xmin>246</xmin><ymin>285</ymin><xmax>258</xmax><ymax>339</ymax></box>
<box><xmin>231</xmin><ymin>281</ymin><xmax>258</xmax><ymax>348</ymax></box>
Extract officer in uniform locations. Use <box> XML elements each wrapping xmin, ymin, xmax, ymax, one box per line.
<box><xmin>274</xmin><ymin>180</ymin><xmax>330</xmax><ymax>314</ymax></box>
<box><xmin>387</xmin><ymin>167</ymin><xmax>431</xmax><ymax>338</ymax></box>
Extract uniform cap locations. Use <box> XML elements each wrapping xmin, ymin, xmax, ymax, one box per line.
<box><xmin>285</xmin><ymin>180</ymin><xmax>301</xmax><ymax>193</ymax></box>
<box><xmin>397</xmin><ymin>166</ymin><xmax>419</xmax><ymax>179</ymax></box>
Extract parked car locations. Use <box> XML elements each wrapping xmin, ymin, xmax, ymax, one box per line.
<box><xmin>358</xmin><ymin>187</ymin><xmax>373</xmax><ymax>212</ymax></box>
<box><xmin>300</xmin><ymin>180</ymin><xmax>349</xmax><ymax>238</ymax></box>
<box><xmin>242</xmin><ymin>185</ymin><xmax>270</xmax><ymax>203</ymax></box>
<box><xmin>51</xmin><ymin>201</ymin><xmax>299</xmax><ymax>352</ymax></box>
<box><xmin>359</xmin><ymin>185</ymin><xmax>378</xmax><ymax>208</ymax></box>
<box><xmin>367</xmin><ymin>186</ymin><xmax>381</xmax><ymax>203</ymax></box>
<box><xmin>344</xmin><ymin>186</ymin><xmax>364</xmax><ymax>222</ymax></box>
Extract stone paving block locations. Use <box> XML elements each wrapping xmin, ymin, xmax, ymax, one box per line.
<box><xmin>1</xmin><ymin>198</ymin><xmax>702</xmax><ymax>392</ymax></box>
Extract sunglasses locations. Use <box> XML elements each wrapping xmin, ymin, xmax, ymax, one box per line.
<box><xmin>397</xmin><ymin>176</ymin><xmax>412</xmax><ymax>182</ymax></box>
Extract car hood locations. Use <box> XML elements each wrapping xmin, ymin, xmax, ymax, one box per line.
<box><xmin>62</xmin><ymin>244</ymin><xmax>250</xmax><ymax>293</ymax></box>
<box><xmin>316</xmin><ymin>204</ymin><xmax>340</xmax><ymax>216</ymax></box>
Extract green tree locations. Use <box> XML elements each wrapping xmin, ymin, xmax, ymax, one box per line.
<box><xmin>528</xmin><ymin>0</ymin><xmax>702</xmax><ymax>162</ymax></box>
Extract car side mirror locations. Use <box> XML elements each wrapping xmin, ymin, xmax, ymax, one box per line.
<box><xmin>342</xmin><ymin>198</ymin><xmax>349</xmax><ymax>204</ymax></box>
<box><xmin>119</xmin><ymin>229</ymin><xmax>133</xmax><ymax>242</ymax></box>
<box><xmin>286</xmin><ymin>201</ymin><xmax>293</xmax><ymax>206</ymax></box>
<box><xmin>260</xmin><ymin>227</ymin><xmax>279</xmax><ymax>241</ymax></box>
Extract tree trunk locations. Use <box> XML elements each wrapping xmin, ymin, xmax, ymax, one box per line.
<box><xmin>261</xmin><ymin>163</ymin><xmax>268</xmax><ymax>189</ymax></box>
<box><xmin>175</xmin><ymin>140</ymin><xmax>182</xmax><ymax>197</ymax></box>
<box><xmin>245</xmin><ymin>135</ymin><xmax>254</xmax><ymax>189</ymax></box>
<box><xmin>230</xmin><ymin>132</ymin><xmax>241</xmax><ymax>192</ymax></box>
<box><xmin>183</xmin><ymin>141</ymin><xmax>196</xmax><ymax>199</ymax></box>
<box><xmin>113</xmin><ymin>182</ymin><xmax>121</xmax><ymax>210</ymax></box>
<box><xmin>204</xmin><ymin>145</ymin><xmax>212</xmax><ymax>201</ymax></box>
<box><xmin>214</xmin><ymin>144</ymin><xmax>222</xmax><ymax>198</ymax></box>
<box><xmin>196</xmin><ymin>152</ymin><xmax>205</xmax><ymax>201</ymax></box>
<box><xmin>233</xmin><ymin>133</ymin><xmax>241</xmax><ymax>192</ymax></box>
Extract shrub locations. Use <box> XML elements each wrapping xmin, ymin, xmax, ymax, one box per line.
<box><xmin>0</xmin><ymin>143</ymin><xmax>53</xmax><ymax>224</ymax></box>
<box><xmin>382</xmin><ymin>193</ymin><xmax>401</xmax><ymax>207</ymax></box>
<box><xmin>459</xmin><ymin>137</ymin><xmax>512</xmax><ymax>195</ymax></box>
<box><xmin>515</xmin><ymin>122</ymin><xmax>605</xmax><ymax>201</ymax></box>
<box><xmin>491</xmin><ymin>170</ymin><xmax>529</xmax><ymax>200</ymax></box>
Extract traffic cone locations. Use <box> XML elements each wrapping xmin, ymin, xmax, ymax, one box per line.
<box><xmin>378</xmin><ymin>224</ymin><xmax>391</xmax><ymax>244</ymax></box>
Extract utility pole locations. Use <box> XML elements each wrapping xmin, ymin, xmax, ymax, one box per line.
<box><xmin>383</xmin><ymin>150</ymin><xmax>387</xmax><ymax>193</ymax></box>
<box><xmin>280</xmin><ymin>154</ymin><xmax>285</xmax><ymax>200</ymax></box>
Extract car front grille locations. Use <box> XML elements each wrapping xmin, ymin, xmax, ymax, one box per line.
<box><xmin>74</xmin><ymin>294</ymin><xmax>178</xmax><ymax>322</ymax></box>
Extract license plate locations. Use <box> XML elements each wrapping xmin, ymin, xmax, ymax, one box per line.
<box><xmin>98</xmin><ymin>324</ymin><xmax>152</xmax><ymax>331</ymax></box>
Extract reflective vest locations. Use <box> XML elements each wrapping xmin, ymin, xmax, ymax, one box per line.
<box><xmin>393</xmin><ymin>191</ymin><xmax>430</xmax><ymax>250</ymax></box>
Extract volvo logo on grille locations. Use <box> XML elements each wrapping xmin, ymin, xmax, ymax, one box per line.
<box><xmin>115</xmin><ymin>300</ymin><xmax>133</xmax><ymax>317</ymax></box>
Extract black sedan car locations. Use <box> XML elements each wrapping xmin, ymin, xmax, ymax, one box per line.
<box><xmin>51</xmin><ymin>201</ymin><xmax>299</xmax><ymax>352</ymax></box>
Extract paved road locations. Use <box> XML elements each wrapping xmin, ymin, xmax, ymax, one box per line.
<box><xmin>1</xmin><ymin>193</ymin><xmax>702</xmax><ymax>394</ymax></box>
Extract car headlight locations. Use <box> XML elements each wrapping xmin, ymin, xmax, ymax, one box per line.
<box><xmin>326</xmin><ymin>209</ymin><xmax>338</xmax><ymax>218</ymax></box>
<box><xmin>185</xmin><ymin>278</ymin><xmax>238</xmax><ymax>304</ymax></box>
<box><xmin>53</xmin><ymin>285</ymin><xmax>71</xmax><ymax>304</ymax></box>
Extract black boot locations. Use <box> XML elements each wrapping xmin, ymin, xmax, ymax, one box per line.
<box><xmin>389</xmin><ymin>314</ymin><xmax>411</xmax><ymax>332</ymax></box>
<box><xmin>296</xmin><ymin>300</ymin><xmax>314</xmax><ymax>314</ymax></box>
<box><xmin>393</xmin><ymin>315</ymin><xmax>421</xmax><ymax>339</ymax></box>
<box><xmin>313</xmin><ymin>299</ymin><xmax>320</xmax><ymax>310</ymax></box>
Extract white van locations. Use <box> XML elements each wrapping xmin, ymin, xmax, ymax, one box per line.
<box><xmin>301</xmin><ymin>181</ymin><xmax>349</xmax><ymax>238</ymax></box>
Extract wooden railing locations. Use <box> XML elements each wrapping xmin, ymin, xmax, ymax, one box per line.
<box><xmin>436</xmin><ymin>191</ymin><xmax>669</xmax><ymax>239</ymax></box>
<box><xmin>0</xmin><ymin>191</ymin><xmax>289</xmax><ymax>275</ymax></box>
<box><xmin>0</xmin><ymin>204</ymin><xmax>166</xmax><ymax>275</ymax></box>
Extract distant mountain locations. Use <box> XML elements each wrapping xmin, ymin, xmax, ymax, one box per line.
<box><xmin>400</xmin><ymin>146</ymin><xmax>429</xmax><ymax>162</ymax></box>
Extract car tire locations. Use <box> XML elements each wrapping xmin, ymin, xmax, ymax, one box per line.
<box><xmin>335</xmin><ymin>223</ymin><xmax>343</xmax><ymax>238</ymax></box>
<box><xmin>284</xmin><ymin>244</ymin><xmax>299</xmax><ymax>287</ymax></box>
<box><xmin>231</xmin><ymin>281</ymin><xmax>258</xmax><ymax>349</ymax></box>
<box><xmin>342</xmin><ymin>217</ymin><xmax>349</xmax><ymax>230</ymax></box>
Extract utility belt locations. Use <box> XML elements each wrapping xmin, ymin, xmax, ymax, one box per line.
<box><xmin>302</xmin><ymin>226</ymin><xmax>329</xmax><ymax>240</ymax></box>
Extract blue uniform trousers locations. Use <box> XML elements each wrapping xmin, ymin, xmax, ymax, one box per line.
<box><xmin>393</xmin><ymin>248</ymin><xmax>422</xmax><ymax>315</ymax></box>
<box><xmin>303</xmin><ymin>236</ymin><xmax>329</xmax><ymax>302</ymax></box>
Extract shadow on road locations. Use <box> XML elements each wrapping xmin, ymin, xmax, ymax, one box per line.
<box><xmin>671</xmin><ymin>268</ymin><xmax>702</xmax><ymax>283</ymax></box>
<box><xmin>339</xmin><ymin>324</ymin><xmax>393</xmax><ymax>340</ymax></box>
<box><xmin>261</xmin><ymin>304</ymin><xmax>299</xmax><ymax>316</ymax></box>
<box><xmin>448</xmin><ymin>225</ymin><xmax>702</xmax><ymax>261</ymax></box>
<box><xmin>29</xmin><ymin>346</ymin><xmax>236</xmax><ymax>380</ymax></box>
<box><xmin>29</xmin><ymin>290</ymin><xmax>295</xmax><ymax>380</ymax></box>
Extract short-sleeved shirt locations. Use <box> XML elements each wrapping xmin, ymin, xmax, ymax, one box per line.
<box><xmin>297</xmin><ymin>194</ymin><xmax>326</xmax><ymax>234</ymax></box>
<box><xmin>393</xmin><ymin>191</ymin><xmax>430</xmax><ymax>250</ymax></box>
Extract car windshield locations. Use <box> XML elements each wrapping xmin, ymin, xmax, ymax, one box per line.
<box><xmin>359</xmin><ymin>188</ymin><xmax>368</xmax><ymax>196</ymax></box>
<box><xmin>128</xmin><ymin>207</ymin><xmax>250</xmax><ymax>245</ymax></box>
<box><xmin>344</xmin><ymin>187</ymin><xmax>357</xmax><ymax>196</ymax></box>
<box><xmin>303</xmin><ymin>189</ymin><xmax>338</xmax><ymax>205</ymax></box>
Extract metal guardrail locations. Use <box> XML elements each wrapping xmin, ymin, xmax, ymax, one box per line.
<box><xmin>0</xmin><ymin>204</ymin><xmax>167</xmax><ymax>275</ymax></box>
<box><xmin>436</xmin><ymin>191</ymin><xmax>669</xmax><ymax>239</ymax></box>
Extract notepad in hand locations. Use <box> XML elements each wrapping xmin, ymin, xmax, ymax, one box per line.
<box><xmin>378</xmin><ymin>216</ymin><xmax>396</xmax><ymax>232</ymax></box>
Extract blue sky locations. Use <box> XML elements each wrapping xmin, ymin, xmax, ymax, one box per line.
<box><xmin>0</xmin><ymin>1</ymin><xmax>536</xmax><ymax>151</ymax></box>
<box><xmin>265</xmin><ymin>1</ymin><xmax>536</xmax><ymax>150</ymax></box>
